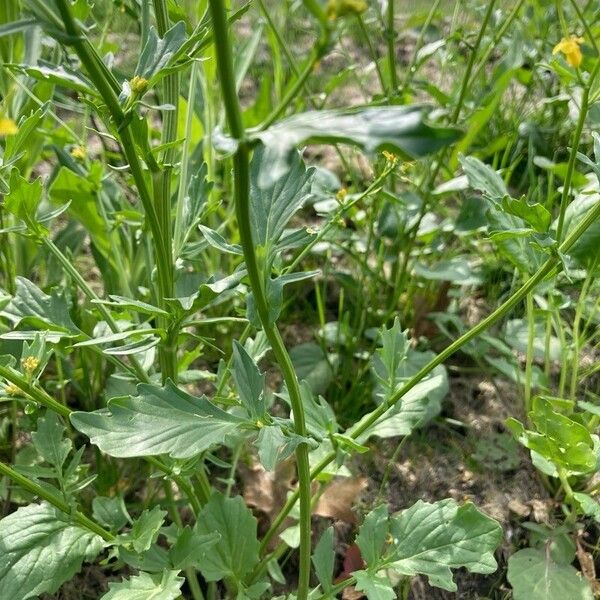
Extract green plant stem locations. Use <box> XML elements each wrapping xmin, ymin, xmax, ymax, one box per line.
<box><xmin>151</xmin><ymin>0</ymin><xmax>178</xmax><ymax>382</ymax></box>
<box><xmin>556</xmin><ymin>57</ymin><xmax>600</xmax><ymax>241</ymax></box>
<box><xmin>568</xmin><ymin>270</ymin><xmax>593</xmax><ymax>401</ymax></box>
<box><xmin>0</xmin><ymin>459</ymin><xmax>114</xmax><ymax>541</ymax></box>
<box><xmin>54</xmin><ymin>0</ymin><xmax>174</xmax><ymax>380</ymax></box>
<box><xmin>568</xmin><ymin>0</ymin><xmax>599</xmax><ymax>54</ymax></box>
<box><xmin>523</xmin><ymin>291</ymin><xmax>535</xmax><ymax>414</ymax></box>
<box><xmin>356</xmin><ymin>14</ymin><xmax>387</xmax><ymax>95</ymax></box>
<box><xmin>470</xmin><ymin>0</ymin><xmax>526</xmax><ymax>83</ymax></box>
<box><xmin>163</xmin><ymin>482</ymin><xmax>205</xmax><ymax>600</ymax></box>
<box><xmin>259</xmin><ymin>194</ymin><xmax>600</xmax><ymax>552</ymax></box>
<box><xmin>259</xmin><ymin>38</ymin><xmax>328</xmax><ymax>130</ymax></box>
<box><xmin>206</xmin><ymin>1</ymin><xmax>312</xmax><ymax>597</ymax></box>
<box><xmin>400</xmin><ymin>0</ymin><xmax>442</xmax><ymax>93</ymax></box>
<box><xmin>385</xmin><ymin>0</ymin><xmax>398</xmax><ymax>94</ymax></box>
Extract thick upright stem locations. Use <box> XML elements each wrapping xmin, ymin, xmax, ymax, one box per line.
<box><xmin>152</xmin><ymin>0</ymin><xmax>178</xmax><ymax>382</ymax></box>
<box><xmin>54</xmin><ymin>0</ymin><xmax>175</xmax><ymax>381</ymax></box>
<box><xmin>206</xmin><ymin>1</ymin><xmax>312</xmax><ymax>597</ymax></box>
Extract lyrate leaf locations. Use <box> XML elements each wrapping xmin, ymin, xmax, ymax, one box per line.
<box><xmin>100</xmin><ymin>570</ymin><xmax>184</xmax><ymax>600</ymax></box>
<box><xmin>312</xmin><ymin>526</ymin><xmax>335</xmax><ymax>592</ymax></box>
<box><xmin>501</xmin><ymin>195</ymin><xmax>551</xmax><ymax>233</ymax></box>
<box><xmin>507</xmin><ymin>548</ymin><xmax>593</xmax><ymax>600</ymax></box>
<box><xmin>195</xmin><ymin>493</ymin><xmax>260</xmax><ymax>583</ymax></box>
<box><xmin>0</xmin><ymin>503</ymin><xmax>103</xmax><ymax>600</ymax></box>
<box><xmin>71</xmin><ymin>381</ymin><xmax>247</xmax><ymax>459</ymax></box>
<box><xmin>387</xmin><ymin>499</ymin><xmax>502</xmax><ymax>592</ymax></box>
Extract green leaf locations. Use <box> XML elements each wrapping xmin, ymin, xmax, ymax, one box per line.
<box><xmin>121</xmin><ymin>506</ymin><xmax>166</xmax><ymax>553</ymax></box>
<box><xmin>195</xmin><ymin>493</ymin><xmax>260</xmax><ymax>582</ymax></box>
<box><xmin>573</xmin><ymin>493</ymin><xmax>600</xmax><ymax>523</ymax></box>
<box><xmin>31</xmin><ymin>412</ymin><xmax>71</xmax><ymax>470</ymax></box>
<box><xmin>232</xmin><ymin>340</ymin><xmax>265</xmax><ymax>419</ymax></box>
<box><xmin>508</xmin><ymin>397</ymin><xmax>597</xmax><ymax>475</ymax></box>
<box><xmin>414</xmin><ymin>256</ymin><xmax>482</xmax><ymax>285</ymax></box>
<box><xmin>507</xmin><ymin>548</ymin><xmax>593</xmax><ymax>600</ymax></box>
<box><xmin>255</xmin><ymin>425</ymin><xmax>309</xmax><ymax>471</ymax></box>
<box><xmin>4</xmin><ymin>170</ymin><xmax>46</xmax><ymax>235</ymax></box>
<box><xmin>561</xmin><ymin>191</ymin><xmax>600</xmax><ymax>270</ymax></box>
<box><xmin>243</xmin><ymin>106</ymin><xmax>461</xmax><ymax>187</ymax></box>
<box><xmin>168</xmin><ymin>527</ymin><xmax>220</xmax><ymax>570</ymax></box>
<box><xmin>1</xmin><ymin>277</ymin><xmax>79</xmax><ymax>336</ymax></box>
<box><xmin>49</xmin><ymin>164</ymin><xmax>113</xmax><ymax>261</ymax></box>
<box><xmin>501</xmin><ymin>196</ymin><xmax>551</xmax><ymax>233</ymax></box>
<box><xmin>92</xmin><ymin>496</ymin><xmax>130</xmax><ymax>531</ymax></box>
<box><xmin>388</xmin><ymin>499</ymin><xmax>502</xmax><ymax>592</ymax></box>
<box><xmin>70</xmin><ymin>381</ymin><xmax>247</xmax><ymax>459</ymax></box>
<box><xmin>101</xmin><ymin>570</ymin><xmax>184</xmax><ymax>600</ymax></box>
<box><xmin>353</xmin><ymin>570</ymin><xmax>396</xmax><ymax>600</ymax></box>
<box><xmin>0</xmin><ymin>503</ymin><xmax>103</xmax><ymax>600</ymax></box>
<box><xmin>312</xmin><ymin>526</ymin><xmax>334</xmax><ymax>592</ymax></box>
<box><xmin>249</xmin><ymin>145</ymin><xmax>314</xmax><ymax>253</ymax></box>
<box><xmin>136</xmin><ymin>21</ymin><xmax>187</xmax><ymax>83</ymax></box>
<box><xmin>460</xmin><ymin>155</ymin><xmax>508</xmax><ymax>200</ymax></box>
<box><xmin>6</xmin><ymin>61</ymin><xmax>97</xmax><ymax>96</ymax></box>
<box><xmin>289</xmin><ymin>342</ymin><xmax>336</xmax><ymax>396</ymax></box>
<box><xmin>356</xmin><ymin>504</ymin><xmax>389</xmax><ymax>566</ymax></box>
<box><xmin>93</xmin><ymin>296</ymin><xmax>169</xmax><ymax>318</ymax></box>
<box><xmin>358</xmin><ymin>347</ymin><xmax>448</xmax><ymax>441</ymax></box>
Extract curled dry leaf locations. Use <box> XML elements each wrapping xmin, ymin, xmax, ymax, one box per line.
<box><xmin>576</xmin><ymin>538</ymin><xmax>600</xmax><ymax>596</ymax></box>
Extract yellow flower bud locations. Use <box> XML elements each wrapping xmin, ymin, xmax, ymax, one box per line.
<box><xmin>553</xmin><ymin>35</ymin><xmax>584</xmax><ymax>68</ymax></box>
<box><xmin>5</xmin><ymin>383</ymin><xmax>21</xmax><ymax>396</ymax></box>
<box><xmin>70</xmin><ymin>146</ymin><xmax>87</xmax><ymax>160</ymax></box>
<box><xmin>382</xmin><ymin>150</ymin><xmax>398</xmax><ymax>164</ymax></box>
<box><xmin>130</xmin><ymin>75</ymin><xmax>149</xmax><ymax>95</ymax></box>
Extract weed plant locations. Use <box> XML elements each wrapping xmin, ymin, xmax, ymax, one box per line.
<box><xmin>0</xmin><ymin>0</ymin><xmax>599</xmax><ymax>599</ymax></box>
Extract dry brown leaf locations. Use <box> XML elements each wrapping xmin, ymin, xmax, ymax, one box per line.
<box><xmin>577</xmin><ymin>538</ymin><xmax>600</xmax><ymax>596</ymax></box>
<box><xmin>315</xmin><ymin>477</ymin><xmax>368</xmax><ymax>524</ymax></box>
<box><xmin>508</xmin><ymin>499</ymin><xmax>531</xmax><ymax>518</ymax></box>
<box><xmin>342</xmin><ymin>587</ymin><xmax>365</xmax><ymax>600</ymax></box>
<box><xmin>240</xmin><ymin>457</ymin><xmax>296</xmax><ymax>520</ymax></box>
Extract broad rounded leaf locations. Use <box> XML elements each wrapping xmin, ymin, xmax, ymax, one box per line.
<box><xmin>388</xmin><ymin>499</ymin><xmax>502</xmax><ymax>591</ymax></box>
<box><xmin>0</xmin><ymin>503</ymin><xmax>103</xmax><ymax>600</ymax></box>
<box><xmin>71</xmin><ymin>381</ymin><xmax>247</xmax><ymax>458</ymax></box>
<box><xmin>508</xmin><ymin>548</ymin><xmax>593</xmax><ymax>600</ymax></box>
<box><xmin>195</xmin><ymin>493</ymin><xmax>260</xmax><ymax>582</ymax></box>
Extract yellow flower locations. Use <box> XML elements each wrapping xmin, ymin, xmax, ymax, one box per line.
<box><xmin>382</xmin><ymin>150</ymin><xmax>398</xmax><ymax>164</ymax></box>
<box><xmin>70</xmin><ymin>146</ymin><xmax>87</xmax><ymax>160</ymax></box>
<box><xmin>130</xmin><ymin>75</ymin><xmax>149</xmax><ymax>95</ymax></box>
<box><xmin>553</xmin><ymin>35</ymin><xmax>584</xmax><ymax>68</ymax></box>
<box><xmin>0</xmin><ymin>117</ymin><xmax>18</xmax><ymax>136</ymax></box>
<box><xmin>336</xmin><ymin>187</ymin><xmax>348</xmax><ymax>202</ymax></box>
<box><xmin>22</xmin><ymin>356</ymin><xmax>40</xmax><ymax>375</ymax></box>
<box><xmin>4</xmin><ymin>383</ymin><xmax>21</xmax><ymax>396</ymax></box>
